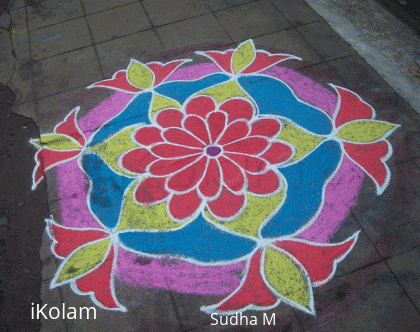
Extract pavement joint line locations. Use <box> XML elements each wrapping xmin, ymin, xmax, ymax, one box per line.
<box><xmin>138</xmin><ymin>0</ymin><xmax>165</xmax><ymax>49</ymax></box>
<box><xmin>0</xmin><ymin>4</ymin><xmax>17</xmax><ymax>88</ymax></box>
<box><xmin>57</xmin><ymin>283</ymin><xmax>70</xmax><ymax>332</ymax></box>
<box><xmin>78</xmin><ymin>0</ymin><xmax>105</xmax><ymax>78</ymax></box>
<box><xmin>207</xmin><ymin>4</ymin><xmax>236</xmax><ymax>46</ymax></box>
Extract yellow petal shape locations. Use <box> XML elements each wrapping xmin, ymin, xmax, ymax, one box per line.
<box><xmin>89</xmin><ymin>125</ymin><xmax>139</xmax><ymax>177</ymax></box>
<box><xmin>277</xmin><ymin>120</ymin><xmax>324</xmax><ymax>164</ymax></box>
<box><xmin>36</xmin><ymin>134</ymin><xmax>81</xmax><ymax>150</ymax></box>
<box><xmin>150</xmin><ymin>92</ymin><xmax>181</xmax><ymax>121</ymax></box>
<box><xmin>54</xmin><ymin>239</ymin><xmax>110</xmax><ymax>285</ymax></box>
<box><xmin>117</xmin><ymin>180</ymin><xmax>182</xmax><ymax>232</ymax></box>
<box><xmin>264</xmin><ymin>247</ymin><xmax>312</xmax><ymax>311</ymax></box>
<box><xmin>200</xmin><ymin>80</ymin><xmax>250</xmax><ymax>104</ymax></box>
<box><xmin>205</xmin><ymin>180</ymin><xmax>286</xmax><ymax>238</ymax></box>
<box><xmin>127</xmin><ymin>60</ymin><xmax>154</xmax><ymax>89</ymax></box>
<box><xmin>231</xmin><ymin>40</ymin><xmax>256</xmax><ymax>74</ymax></box>
<box><xmin>336</xmin><ymin>119</ymin><xmax>398</xmax><ymax>143</ymax></box>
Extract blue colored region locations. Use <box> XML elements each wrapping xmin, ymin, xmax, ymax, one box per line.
<box><xmin>119</xmin><ymin>215</ymin><xmax>257</xmax><ymax>263</ymax></box>
<box><xmin>155</xmin><ymin>73</ymin><xmax>230</xmax><ymax>105</ymax></box>
<box><xmin>88</xmin><ymin>92</ymin><xmax>152</xmax><ymax>147</ymax></box>
<box><xmin>238</xmin><ymin>75</ymin><xmax>332</xmax><ymax>135</ymax></box>
<box><xmin>82</xmin><ymin>153</ymin><xmax>133</xmax><ymax>230</ymax></box>
<box><xmin>261</xmin><ymin>140</ymin><xmax>341</xmax><ymax>238</ymax></box>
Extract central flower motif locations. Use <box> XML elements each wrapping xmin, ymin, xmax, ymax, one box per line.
<box><xmin>121</xmin><ymin>96</ymin><xmax>293</xmax><ymax>221</ymax></box>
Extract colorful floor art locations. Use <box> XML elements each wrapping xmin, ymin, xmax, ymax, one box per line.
<box><xmin>31</xmin><ymin>40</ymin><xmax>398</xmax><ymax>315</ymax></box>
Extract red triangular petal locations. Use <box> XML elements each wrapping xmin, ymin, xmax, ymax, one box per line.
<box><xmin>147</xmin><ymin>60</ymin><xmax>189</xmax><ymax>86</ymax></box>
<box><xmin>55</xmin><ymin>109</ymin><xmax>85</xmax><ymax>146</ymax></box>
<box><xmin>213</xmin><ymin>249</ymin><xmax>278</xmax><ymax>312</ymax></box>
<box><xmin>75</xmin><ymin>246</ymin><xmax>123</xmax><ymax>310</ymax></box>
<box><xmin>49</xmin><ymin>222</ymin><xmax>108</xmax><ymax>258</ymax></box>
<box><xmin>242</xmin><ymin>52</ymin><xmax>294</xmax><ymax>74</ymax></box>
<box><xmin>344</xmin><ymin>141</ymin><xmax>390</xmax><ymax>193</ymax></box>
<box><xmin>40</xmin><ymin>149</ymin><xmax>80</xmax><ymax>170</ymax></box>
<box><xmin>201</xmin><ymin>51</ymin><xmax>233</xmax><ymax>73</ymax></box>
<box><xmin>333</xmin><ymin>86</ymin><xmax>374</xmax><ymax>127</ymax></box>
<box><xmin>32</xmin><ymin>150</ymin><xmax>45</xmax><ymax>189</ymax></box>
<box><xmin>273</xmin><ymin>235</ymin><xmax>357</xmax><ymax>286</ymax></box>
<box><xmin>91</xmin><ymin>70</ymin><xmax>141</xmax><ymax>93</ymax></box>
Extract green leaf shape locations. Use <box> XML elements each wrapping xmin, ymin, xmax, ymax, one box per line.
<box><xmin>150</xmin><ymin>92</ymin><xmax>181</xmax><ymax>121</ymax></box>
<box><xmin>264</xmin><ymin>247</ymin><xmax>311</xmax><ymax>310</ymax></box>
<box><xmin>200</xmin><ymin>80</ymin><xmax>250</xmax><ymax>104</ymax></box>
<box><xmin>336</xmin><ymin>119</ymin><xmax>397</xmax><ymax>143</ymax></box>
<box><xmin>34</xmin><ymin>134</ymin><xmax>81</xmax><ymax>150</ymax></box>
<box><xmin>117</xmin><ymin>180</ymin><xmax>182</xmax><ymax>232</ymax></box>
<box><xmin>127</xmin><ymin>60</ymin><xmax>154</xmax><ymax>89</ymax></box>
<box><xmin>89</xmin><ymin>125</ymin><xmax>139</xmax><ymax>177</ymax></box>
<box><xmin>277</xmin><ymin>120</ymin><xmax>325</xmax><ymax>164</ymax></box>
<box><xmin>231</xmin><ymin>41</ymin><xmax>256</xmax><ymax>74</ymax></box>
<box><xmin>204</xmin><ymin>181</ymin><xmax>286</xmax><ymax>238</ymax></box>
<box><xmin>55</xmin><ymin>239</ymin><xmax>110</xmax><ymax>285</ymax></box>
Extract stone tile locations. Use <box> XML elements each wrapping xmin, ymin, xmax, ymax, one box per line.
<box><xmin>0</xmin><ymin>65</ymin><xmax>35</xmax><ymax>105</ymax></box>
<box><xmin>60</xmin><ymin>282</ymin><xmax>180</xmax><ymax>331</ymax></box>
<box><xmin>204</xmin><ymin>0</ymin><xmax>254</xmax><ymax>11</ymax></box>
<box><xmin>296</xmin><ymin>262</ymin><xmax>420</xmax><ymax>331</ymax></box>
<box><xmin>82</xmin><ymin>0</ymin><xmax>135</xmax><ymax>15</ymax></box>
<box><xmin>10</xmin><ymin>8</ymin><xmax>31</xmax><ymax>65</ymax></box>
<box><xmin>40</xmin><ymin>230</ymin><xmax>58</xmax><ymax>281</ymax></box>
<box><xmin>9</xmin><ymin>0</ymin><xmax>26</xmax><ymax>10</ymax></box>
<box><xmin>271</xmin><ymin>0</ymin><xmax>321</xmax><ymax>26</ymax></box>
<box><xmin>0</xmin><ymin>10</ymin><xmax>11</xmax><ymax>29</ymax></box>
<box><xmin>215</xmin><ymin>0</ymin><xmax>291</xmax><ymax>42</ymax></box>
<box><xmin>40</xmin><ymin>280</ymin><xmax>67</xmax><ymax>332</ymax></box>
<box><xmin>329</xmin><ymin>215</ymin><xmax>383</xmax><ymax>277</ymax></box>
<box><xmin>33</xmin><ymin>46</ymin><xmax>101</xmax><ymax>99</ymax></box>
<box><xmin>30</xmin><ymin>17</ymin><xmax>92</xmax><ymax>60</ymax></box>
<box><xmin>297</xmin><ymin>62</ymin><xmax>344</xmax><ymax>88</ymax></box>
<box><xmin>36</xmin><ymin>87</ymin><xmax>109</xmax><ymax>133</ymax></box>
<box><xmin>296</xmin><ymin>21</ymin><xmax>356</xmax><ymax>61</ymax></box>
<box><xmin>96</xmin><ymin>30</ymin><xmax>165</xmax><ymax>75</ymax></box>
<box><xmin>0</xmin><ymin>30</ymin><xmax>15</xmax><ymax>73</ymax></box>
<box><xmin>87</xmin><ymin>3</ymin><xmax>151</xmax><ymax>44</ymax></box>
<box><xmin>253</xmin><ymin>28</ymin><xmax>322</xmax><ymax>69</ymax></box>
<box><xmin>157</xmin><ymin>14</ymin><xmax>231</xmax><ymax>51</ymax></box>
<box><xmin>27</xmin><ymin>0</ymin><xmax>84</xmax><ymax>31</ymax></box>
<box><xmin>387</xmin><ymin>247</ymin><xmax>420</xmax><ymax>310</ymax></box>
<box><xmin>328</xmin><ymin>55</ymin><xmax>396</xmax><ymax>102</ymax></box>
<box><xmin>142</xmin><ymin>0</ymin><xmax>210</xmax><ymax>27</ymax></box>
<box><xmin>351</xmin><ymin>161</ymin><xmax>420</xmax><ymax>259</ymax></box>
<box><xmin>12</xmin><ymin>101</ymin><xmax>36</xmax><ymax>120</ymax></box>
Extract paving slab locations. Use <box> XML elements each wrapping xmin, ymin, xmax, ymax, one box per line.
<box><xmin>2</xmin><ymin>0</ymin><xmax>420</xmax><ymax>331</ymax></box>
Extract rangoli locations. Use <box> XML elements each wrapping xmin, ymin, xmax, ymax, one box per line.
<box><xmin>31</xmin><ymin>40</ymin><xmax>398</xmax><ymax>315</ymax></box>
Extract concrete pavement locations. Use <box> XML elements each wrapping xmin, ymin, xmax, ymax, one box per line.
<box><xmin>1</xmin><ymin>0</ymin><xmax>420</xmax><ymax>331</ymax></box>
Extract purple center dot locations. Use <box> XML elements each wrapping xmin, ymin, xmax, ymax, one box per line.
<box><xmin>206</xmin><ymin>146</ymin><xmax>222</xmax><ymax>157</ymax></box>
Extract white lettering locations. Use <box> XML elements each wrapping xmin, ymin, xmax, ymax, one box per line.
<box><xmin>263</xmin><ymin>312</ymin><xmax>276</xmax><ymax>325</ymax></box>
<box><xmin>36</xmin><ymin>304</ymin><xmax>48</xmax><ymax>320</ymax></box>
<box><xmin>67</xmin><ymin>307</ymin><xmax>77</xmax><ymax>319</ymax></box>
<box><xmin>79</xmin><ymin>307</ymin><xmax>96</xmax><ymax>320</ymax></box>
<box><xmin>211</xmin><ymin>313</ymin><xmax>219</xmax><ymax>325</ymax></box>
<box><xmin>49</xmin><ymin>307</ymin><xmax>60</xmax><ymax>320</ymax></box>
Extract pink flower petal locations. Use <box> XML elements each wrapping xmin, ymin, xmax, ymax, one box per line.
<box><xmin>75</xmin><ymin>246</ymin><xmax>123</xmax><ymax>310</ymax></box>
<box><xmin>122</xmin><ymin>148</ymin><xmax>157</xmax><ymax>173</ymax></box>
<box><xmin>200</xmin><ymin>50</ymin><xmax>233</xmax><ymax>73</ymax></box>
<box><xmin>156</xmin><ymin>109</ymin><xmax>183</xmax><ymax>128</ymax></box>
<box><xmin>224</xmin><ymin>153</ymin><xmax>267</xmax><ymax>173</ymax></box>
<box><xmin>219</xmin><ymin>98</ymin><xmax>254</xmax><ymax>122</ymax></box>
<box><xmin>134</xmin><ymin>126</ymin><xmax>164</xmax><ymax>146</ymax></box>
<box><xmin>149</xmin><ymin>155</ymin><xmax>200</xmax><ymax>176</ymax></box>
<box><xmin>185</xmin><ymin>96</ymin><xmax>216</xmax><ymax>118</ymax></box>
<box><xmin>167</xmin><ymin>157</ymin><xmax>207</xmax><ymax>192</ymax></box>
<box><xmin>169</xmin><ymin>190</ymin><xmax>202</xmax><ymax>220</ymax></box>
<box><xmin>199</xmin><ymin>159</ymin><xmax>221</xmax><ymax>198</ymax></box>
<box><xmin>242</xmin><ymin>52</ymin><xmax>294</xmax><ymax>74</ymax></box>
<box><xmin>261</xmin><ymin>142</ymin><xmax>293</xmax><ymax>164</ymax></box>
<box><xmin>207</xmin><ymin>188</ymin><xmax>245</xmax><ymax>219</ymax></box>
<box><xmin>217</xmin><ymin>120</ymin><xmax>250</xmax><ymax>145</ymax></box>
<box><xmin>250</xmin><ymin>118</ymin><xmax>281</xmax><ymax>138</ymax></box>
<box><xmin>163</xmin><ymin>128</ymin><xmax>205</xmax><ymax>148</ymax></box>
<box><xmin>183</xmin><ymin>115</ymin><xmax>210</xmax><ymax>145</ymax></box>
<box><xmin>148</xmin><ymin>60</ymin><xmax>189</xmax><ymax>86</ymax></box>
<box><xmin>218</xmin><ymin>156</ymin><xmax>245</xmax><ymax>192</ymax></box>
<box><xmin>247</xmin><ymin>170</ymin><xmax>280</xmax><ymax>195</ymax></box>
<box><xmin>135</xmin><ymin>177</ymin><xmax>169</xmax><ymax>204</ymax></box>
<box><xmin>224</xmin><ymin>137</ymin><xmax>269</xmax><ymax>155</ymax></box>
<box><xmin>90</xmin><ymin>70</ymin><xmax>141</xmax><ymax>93</ymax></box>
<box><xmin>333</xmin><ymin>86</ymin><xmax>374</xmax><ymax>128</ymax></box>
<box><xmin>151</xmin><ymin>143</ymin><xmax>202</xmax><ymax>158</ymax></box>
<box><xmin>207</xmin><ymin>111</ymin><xmax>227</xmax><ymax>143</ymax></box>
<box><xmin>55</xmin><ymin>109</ymin><xmax>85</xmax><ymax>146</ymax></box>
